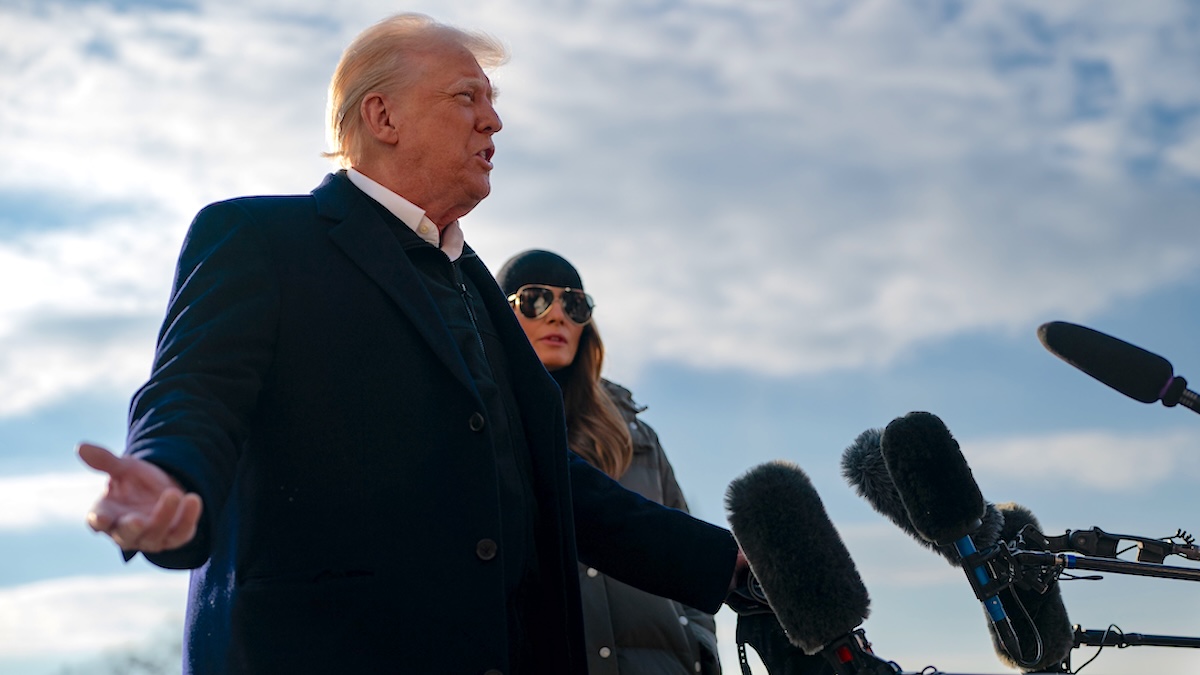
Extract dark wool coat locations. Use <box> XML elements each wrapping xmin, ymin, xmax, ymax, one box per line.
<box><xmin>125</xmin><ymin>172</ymin><xmax>737</xmax><ymax>674</ymax></box>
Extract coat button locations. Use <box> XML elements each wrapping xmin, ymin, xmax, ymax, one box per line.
<box><xmin>476</xmin><ymin>538</ymin><xmax>497</xmax><ymax>560</ymax></box>
<box><xmin>586</xmin><ymin>567</ymin><xmax>598</xmax><ymax>578</ymax></box>
<box><xmin>469</xmin><ymin>412</ymin><xmax>486</xmax><ymax>432</ymax></box>
<box><xmin>678</xmin><ymin>615</ymin><xmax>689</xmax><ymax>626</ymax></box>
<box><xmin>599</xmin><ymin>646</ymin><xmax>612</xmax><ymax>658</ymax></box>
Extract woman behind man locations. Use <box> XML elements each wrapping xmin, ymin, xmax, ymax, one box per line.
<box><xmin>496</xmin><ymin>249</ymin><xmax>720</xmax><ymax>675</ymax></box>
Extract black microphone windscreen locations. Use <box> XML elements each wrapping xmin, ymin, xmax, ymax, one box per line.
<box><xmin>1037</xmin><ymin>320</ymin><xmax>1173</xmax><ymax>404</ymax></box>
<box><xmin>880</xmin><ymin>411</ymin><xmax>986</xmax><ymax>546</ymax></box>
<box><xmin>991</xmin><ymin>502</ymin><xmax>1075</xmax><ymax>673</ymax></box>
<box><xmin>842</xmin><ymin>427</ymin><xmax>1002</xmax><ymax>566</ymax></box>
<box><xmin>726</xmin><ymin>460</ymin><xmax>871</xmax><ymax>654</ymax></box>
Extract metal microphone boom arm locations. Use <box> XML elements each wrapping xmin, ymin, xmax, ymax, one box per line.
<box><xmin>1017</xmin><ymin>525</ymin><xmax>1200</xmax><ymax>564</ymax></box>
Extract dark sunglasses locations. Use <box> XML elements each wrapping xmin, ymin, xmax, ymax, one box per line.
<box><xmin>507</xmin><ymin>284</ymin><xmax>595</xmax><ymax>324</ymax></box>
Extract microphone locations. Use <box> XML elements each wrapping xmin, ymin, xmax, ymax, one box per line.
<box><xmin>842</xmin><ymin>429</ymin><xmax>1073</xmax><ymax>672</ymax></box>
<box><xmin>841</xmin><ymin>427</ymin><xmax>1004</xmax><ymax>566</ymax></box>
<box><xmin>991</xmin><ymin>502</ymin><xmax>1075</xmax><ymax>672</ymax></box>
<box><xmin>877</xmin><ymin>412</ymin><xmax>1031</xmax><ymax>667</ymax></box>
<box><xmin>726</xmin><ymin>460</ymin><xmax>897</xmax><ymax>674</ymax></box>
<box><xmin>1038</xmin><ymin>320</ymin><xmax>1200</xmax><ymax>414</ymax></box>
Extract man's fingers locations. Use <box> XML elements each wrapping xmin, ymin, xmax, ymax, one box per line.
<box><xmin>163</xmin><ymin>493</ymin><xmax>204</xmax><ymax>550</ymax></box>
<box><xmin>137</xmin><ymin>489</ymin><xmax>185</xmax><ymax>552</ymax></box>
<box><xmin>77</xmin><ymin>442</ymin><xmax>123</xmax><ymax>477</ymax></box>
<box><xmin>115</xmin><ymin>489</ymin><xmax>203</xmax><ymax>553</ymax></box>
<box><xmin>86</xmin><ymin>507</ymin><xmax>113</xmax><ymax>535</ymax></box>
<box><xmin>80</xmin><ymin>442</ymin><xmax>128</xmax><ymax>534</ymax></box>
<box><xmin>107</xmin><ymin>488</ymin><xmax>174</xmax><ymax>551</ymax></box>
<box><xmin>107</xmin><ymin>513</ymin><xmax>146</xmax><ymax>550</ymax></box>
<box><xmin>78</xmin><ymin>445</ymin><xmax>202</xmax><ymax>553</ymax></box>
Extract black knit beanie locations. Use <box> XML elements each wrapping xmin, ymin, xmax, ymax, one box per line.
<box><xmin>495</xmin><ymin>249</ymin><xmax>585</xmax><ymax>296</ymax></box>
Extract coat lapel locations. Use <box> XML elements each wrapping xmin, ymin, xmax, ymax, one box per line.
<box><xmin>313</xmin><ymin>172</ymin><xmax>479</xmax><ymax>397</ymax></box>
<box><xmin>462</xmin><ymin>252</ymin><xmax>568</xmax><ymax>466</ymax></box>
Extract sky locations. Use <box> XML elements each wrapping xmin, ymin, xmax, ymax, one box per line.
<box><xmin>2</xmin><ymin>0</ymin><xmax>1199</xmax><ymax>673</ymax></box>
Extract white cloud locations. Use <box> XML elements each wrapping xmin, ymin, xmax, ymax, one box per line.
<box><xmin>0</xmin><ymin>573</ymin><xmax>187</xmax><ymax>658</ymax></box>
<box><xmin>467</xmin><ymin>0</ymin><xmax>1200</xmax><ymax>377</ymax></box>
<box><xmin>1</xmin><ymin>0</ymin><xmax>1199</xmax><ymax>411</ymax></box>
<box><xmin>0</xmin><ymin>219</ymin><xmax>175</xmax><ymax>417</ymax></box>
<box><xmin>964</xmin><ymin>428</ymin><xmax>1200</xmax><ymax>491</ymax></box>
<box><xmin>0</xmin><ymin>471</ymin><xmax>107</xmax><ymax>531</ymax></box>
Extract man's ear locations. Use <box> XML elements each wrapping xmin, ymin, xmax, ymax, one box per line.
<box><xmin>360</xmin><ymin>92</ymin><xmax>400</xmax><ymax>144</ymax></box>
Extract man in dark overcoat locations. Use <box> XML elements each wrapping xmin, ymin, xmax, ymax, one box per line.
<box><xmin>79</xmin><ymin>12</ymin><xmax>741</xmax><ymax>674</ymax></box>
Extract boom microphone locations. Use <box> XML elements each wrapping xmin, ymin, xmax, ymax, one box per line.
<box><xmin>841</xmin><ymin>427</ymin><xmax>1003</xmax><ymax>566</ymax></box>
<box><xmin>991</xmin><ymin>502</ymin><xmax>1075</xmax><ymax>673</ymax></box>
<box><xmin>878</xmin><ymin>412</ymin><xmax>1031</xmax><ymax>667</ymax></box>
<box><xmin>1038</xmin><ymin>320</ymin><xmax>1200</xmax><ymax>414</ymax></box>
<box><xmin>842</xmin><ymin>428</ymin><xmax>1072</xmax><ymax>672</ymax></box>
<box><xmin>726</xmin><ymin>460</ymin><xmax>871</xmax><ymax>654</ymax></box>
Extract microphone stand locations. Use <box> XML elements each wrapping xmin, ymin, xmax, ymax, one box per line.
<box><xmin>1022</xmin><ymin>525</ymin><xmax>1200</xmax><ymax>564</ymax></box>
<box><xmin>1073</xmin><ymin>626</ymin><xmax>1200</xmax><ymax>649</ymax></box>
<box><xmin>955</xmin><ymin>545</ymin><xmax>1042</xmax><ymax>669</ymax></box>
<box><xmin>728</xmin><ymin>575</ymin><xmax>901</xmax><ymax>675</ymax></box>
<box><xmin>985</xmin><ymin>527</ymin><xmax>1200</xmax><ymax>672</ymax></box>
<box><xmin>820</xmin><ymin>629</ymin><xmax>903</xmax><ymax>675</ymax></box>
<box><xmin>1012</xmin><ymin>524</ymin><xmax>1200</xmax><ymax>582</ymax></box>
<box><xmin>1013</xmin><ymin>550</ymin><xmax>1200</xmax><ymax>582</ymax></box>
<box><xmin>1055</xmin><ymin>625</ymin><xmax>1200</xmax><ymax>673</ymax></box>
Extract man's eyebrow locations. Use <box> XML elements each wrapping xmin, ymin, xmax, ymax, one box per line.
<box><xmin>455</xmin><ymin>76</ymin><xmax>498</xmax><ymax>101</ymax></box>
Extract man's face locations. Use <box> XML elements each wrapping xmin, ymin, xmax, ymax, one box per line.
<box><xmin>390</xmin><ymin>40</ymin><xmax>501</xmax><ymax>224</ymax></box>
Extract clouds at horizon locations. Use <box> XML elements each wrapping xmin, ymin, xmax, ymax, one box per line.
<box><xmin>966</xmin><ymin>427</ymin><xmax>1200</xmax><ymax>490</ymax></box>
<box><xmin>0</xmin><ymin>573</ymin><xmax>186</xmax><ymax>660</ymax></box>
<box><xmin>2</xmin><ymin>0</ymin><xmax>1199</xmax><ymax>416</ymax></box>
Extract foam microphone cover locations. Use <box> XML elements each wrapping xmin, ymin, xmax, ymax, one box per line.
<box><xmin>842</xmin><ymin>427</ymin><xmax>1003</xmax><ymax>566</ymax></box>
<box><xmin>880</xmin><ymin>411</ymin><xmax>986</xmax><ymax>546</ymax></box>
<box><xmin>1037</xmin><ymin>321</ymin><xmax>1173</xmax><ymax>404</ymax></box>
<box><xmin>726</xmin><ymin>460</ymin><xmax>871</xmax><ymax>654</ymax></box>
<box><xmin>990</xmin><ymin>502</ymin><xmax>1075</xmax><ymax>673</ymax></box>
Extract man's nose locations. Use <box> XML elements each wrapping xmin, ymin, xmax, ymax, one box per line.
<box><xmin>479</xmin><ymin>101</ymin><xmax>502</xmax><ymax>133</ymax></box>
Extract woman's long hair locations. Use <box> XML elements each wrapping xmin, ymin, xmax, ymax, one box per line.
<box><xmin>559</xmin><ymin>320</ymin><xmax>633</xmax><ymax>479</ymax></box>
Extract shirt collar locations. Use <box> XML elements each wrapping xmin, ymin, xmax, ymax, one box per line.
<box><xmin>346</xmin><ymin>168</ymin><xmax>465</xmax><ymax>261</ymax></box>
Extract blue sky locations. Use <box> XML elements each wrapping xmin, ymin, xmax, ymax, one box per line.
<box><xmin>2</xmin><ymin>0</ymin><xmax>1199</xmax><ymax>673</ymax></box>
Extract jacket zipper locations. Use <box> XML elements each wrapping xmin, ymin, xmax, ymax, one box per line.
<box><xmin>456</xmin><ymin>267</ymin><xmax>489</xmax><ymax>359</ymax></box>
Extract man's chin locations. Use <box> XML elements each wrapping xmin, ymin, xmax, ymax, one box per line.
<box><xmin>469</xmin><ymin>181</ymin><xmax>492</xmax><ymax>203</ymax></box>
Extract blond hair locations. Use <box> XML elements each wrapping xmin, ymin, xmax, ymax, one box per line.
<box><xmin>322</xmin><ymin>13</ymin><xmax>508</xmax><ymax>168</ymax></box>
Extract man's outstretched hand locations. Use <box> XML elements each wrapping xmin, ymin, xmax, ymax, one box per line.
<box><xmin>78</xmin><ymin>442</ymin><xmax>203</xmax><ymax>554</ymax></box>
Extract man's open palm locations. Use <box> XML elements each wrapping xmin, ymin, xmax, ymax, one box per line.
<box><xmin>78</xmin><ymin>442</ymin><xmax>203</xmax><ymax>553</ymax></box>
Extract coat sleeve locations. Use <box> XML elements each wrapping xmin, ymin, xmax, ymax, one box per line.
<box><xmin>569</xmin><ymin>450</ymin><xmax>738</xmax><ymax>615</ymax></box>
<box><xmin>125</xmin><ymin>199</ymin><xmax>281</xmax><ymax>569</ymax></box>
<box><xmin>642</xmin><ymin>419</ymin><xmax>723</xmax><ymax>673</ymax></box>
